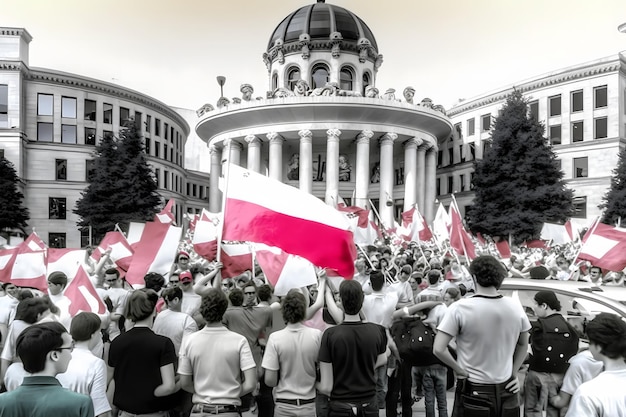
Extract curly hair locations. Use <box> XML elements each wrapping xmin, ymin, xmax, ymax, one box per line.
<box><xmin>586</xmin><ymin>313</ymin><xmax>626</xmax><ymax>359</ymax></box>
<box><xmin>469</xmin><ymin>255</ymin><xmax>507</xmax><ymax>289</ymax></box>
<box><xmin>281</xmin><ymin>290</ymin><xmax>307</xmax><ymax>324</ymax></box>
<box><xmin>200</xmin><ymin>288</ymin><xmax>229</xmax><ymax>323</ymax></box>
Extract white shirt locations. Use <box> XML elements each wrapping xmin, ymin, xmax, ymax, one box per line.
<box><xmin>560</xmin><ymin>350</ymin><xmax>603</xmax><ymax>395</ymax></box>
<box><xmin>362</xmin><ymin>290</ymin><xmax>399</xmax><ymax>329</ymax></box>
<box><xmin>153</xmin><ymin>309</ymin><xmax>198</xmax><ymax>354</ymax></box>
<box><xmin>566</xmin><ymin>368</ymin><xmax>626</xmax><ymax>417</ymax></box>
<box><xmin>105</xmin><ymin>287</ymin><xmax>129</xmax><ymax>340</ymax></box>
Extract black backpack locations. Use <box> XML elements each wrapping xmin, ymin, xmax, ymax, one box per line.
<box><xmin>531</xmin><ymin>314</ymin><xmax>579</xmax><ymax>372</ymax></box>
<box><xmin>390</xmin><ymin>316</ymin><xmax>439</xmax><ymax>366</ymax></box>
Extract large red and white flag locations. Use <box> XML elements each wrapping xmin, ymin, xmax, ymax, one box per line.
<box><xmin>0</xmin><ymin>233</ymin><xmax>48</xmax><ymax>291</ymax></box>
<box><xmin>154</xmin><ymin>199</ymin><xmax>176</xmax><ymax>224</ymax></box>
<box><xmin>540</xmin><ymin>222</ymin><xmax>572</xmax><ymax>245</ymax></box>
<box><xmin>399</xmin><ymin>206</ymin><xmax>433</xmax><ymax>242</ymax></box>
<box><xmin>125</xmin><ymin>222</ymin><xmax>182</xmax><ymax>288</ymax></box>
<box><xmin>577</xmin><ymin>222</ymin><xmax>626</xmax><ymax>271</ymax></box>
<box><xmin>253</xmin><ymin>243</ymin><xmax>317</xmax><ymax>296</ymax></box>
<box><xmin>64</xmin><ymin>265</ymin><xmax>106</xmax><ymax>315</ymax></box>
<box><xmin>222</xmin><ymin>165</ymin><xmax>356</xmax><ymax>278</ymax></box>
<box><xmin>221</xmin><ymin>243</ymin><xmax>253</xmax><ymax>279</ymax></box>
<box><xmin>495</xmin><ymin>239</ymin><xmax>512</xmax><ymax>259</ymax></box>
<box><xmin>432</xmin><ymin>203</ymin><xmax>451</xmax><ymax>242</ymax></box>
<box><xmin>127</xmin><ymin>222</ymin><xmax>146</xmax><ymax>248</ymax></box>
<box><xmin>336</xmin><ymin>204</ymin><xmax>380</xmax><ymax>246</ymax></box>
<box><xmin>47</xmin><ymin>249</ymin><xmax>87</xmax><ymax>278</ymax></box>
<box><xmin>192</xmin><ymin>209</ymin><xmax>220</xmax><ymax>261</ymax></box>
<box><xmin>91</xmin><ymin>232</ymin><xmax>134</xmax><ymax>272</ymax></box>
<box><xmin>448</xmin><ymin>198</ymin><xmax>477</xmax><ymax>260</ymax></box>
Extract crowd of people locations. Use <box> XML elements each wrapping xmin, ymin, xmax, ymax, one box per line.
<box><xmin>0</xmin><ymin>239</ymin><xmax>625</xmax><ymax>417</ymax></box>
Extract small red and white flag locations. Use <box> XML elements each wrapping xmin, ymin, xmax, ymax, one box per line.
<box><xmin>154</xmin><ymin>199</ymin><xmax>176</xmax><ymax>224</ymax></box>
<box><xmin>91</xmin><ymin>232</ymin><xmax>134</xmax><ymax>272</ymax></box>
<box><xmin>64</xmin><ymin>265</ymin><xmax>106</xmax><ymax>315</ymax></box>
<box><xmin>495</xmin><ymin>239</ymin><xmax>512</xmax><ymax>259</ymax></box>
<box><xmin>222</xmin><ymin>165</ymin><xmax>356</xmax><ymax>278</ymax></box>
<box><xmin>336</xmin><ymin>204</ymin><xmax>380</xmax><ymax>246</ymax></box>
<box><xmin>577</xmin><ymin>222</ymin><xmax>626</xmax><ymax>271</ymax></box>
<box><xmin>0</xmin><ymin>233</ymin><xmax>48</xmax><ymax>291</ymax></box>
<box><xmin>432</xmin><ymin>203</ymin><xmax>451</xmax><ymax>242</ymax></box>
<box><xmin>399</xmin><ymin>206</ymin><xmax>433</xmax><ymax>242</ymax></box>
<box><xmin>47</xmin><ymin>248</ymin><xmax>87</xmax><ymax>278</ymax></box>
<box><xmin>253</xmin><ymin>243</ymin><xmax>317</xmax><ymax>296</ymax></box>
<box><xmin>540</xmin><ymin>222</ymin><xmax>572</xmax><ymax>245</ymax></box>
<box><xmin>192</xmin><ymin>209</ymin><xmax>220</xmax><ymax>261</ymax></box>
<box><xmin>221</xmin><ymin>243</ymin><xmax>253</xmax><ymax>279</ymax></box>
<box><xmin>448</xmin><ymin>198</ymin><xmax>476</xmax><ymax>260</ymax></box>
<box><xmin>125</xmin><ymin>222</ymin><xmax>182</xmax><ymax>288</ymax></box>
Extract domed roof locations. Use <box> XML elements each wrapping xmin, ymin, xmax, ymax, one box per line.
<box><xmin>267</xmin><ymin>0</ymin><xmax>378</xmax><ymax>52</ymax></box>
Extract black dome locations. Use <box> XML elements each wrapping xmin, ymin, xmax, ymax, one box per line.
<box><xmin>267</xmin><ymin>1</ymin><xmax>378</xmax><ymax>52</ymax></box>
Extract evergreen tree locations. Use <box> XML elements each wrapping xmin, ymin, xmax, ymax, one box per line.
<box><xmin>600</xmin><ymin>146</ymin><xmax>626</xmax><ymax>226</ymax></box>
<box><xmin>0</xmin><ymin>157</ymin><xmax>29</xmax><ymax>232</ymax></box>
<box><xmin>74</xmin><ymin>121</ymin><xmax>160</xmax><ymax>238</ymax></box>
<box><xmin>466</xmin><ymin>90</ymin><xmax>574</xmax><ymax>244</ymax></box>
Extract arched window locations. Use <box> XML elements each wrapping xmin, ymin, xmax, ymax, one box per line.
<box><xmin>362</xmin><ymin>72</ymin><xmax>371</xmax><ymax>96</ymax></box>
<box><xmin>286</xmin><ymin>67</ymin><xmax>301</xmax><ymax>91</ymax></box>
<box><xmin>272</xmin><ymin>73</ymin><xmax>278</xmax><ymax>90</ymax></box>
<box><xmin>340</xmin><ymin>67</ymin><xmax>354</xmax><ymax>91</ymax></box>
<box><xmin>311</xmin><ymin>64</ymin><xmax>329</xmax><ymax>89</ymax></box>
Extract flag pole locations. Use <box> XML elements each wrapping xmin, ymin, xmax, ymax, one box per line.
<box><xmin>368</xmin><ymin>199</ymin><xmax>385</xmax><ymax>229</ymax></box>
<box><xmin>217</xmin><ymin>141</ymin><xmax>233</xmax><ymax>263</ymax></box>
<box><xmin>357</xmin><ymin>244</ymin><xmax>375</xmax><ymax>270</ymax></box>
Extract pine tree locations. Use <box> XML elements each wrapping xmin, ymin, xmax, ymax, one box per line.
<box><xmin>74</xmin><ymin>121</ymin><xmax>160</xmax><ymax>238</ymax></box>
<box><xmin>0</xmin><ymin>157</ymin><xmax>29</xmax><ymax>232</ymax></box>
<box><xmin>600</xmin><ymin>146</ymin><xmax>626</xmax><ymax>226</ymax></box>
<box><xmin>466</xmin><ymin>90</ymin><xmax>574</xmax><ymax>244</ymax></box>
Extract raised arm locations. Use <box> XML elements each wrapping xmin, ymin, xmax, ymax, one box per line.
<box><xmin>193</xmin><ymin>263</ymin><xmax>223</xmax><ymax>296</ymax></box>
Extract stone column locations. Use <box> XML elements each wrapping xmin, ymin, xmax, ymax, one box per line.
<box><xmin>223</xmin><ymin>138</ymin><xmax>242</xmax><ymax>167</ymax></box>
<box><xmin>355</xmin><ymin>130</ymin><xmax>374</xmax><ymax>209</ymax></box>
<box><xmin>403</xmin><ymin>137</ymin><xmax>422</xmax><ymax>211</ymax></box>
<box><xmin>267</xmin><ymin>132</ymin><xmax>284</xmax><ymax>181</ymax></box>
<box><xmin>245</xmin><ymin>135</ymin><xmax>262</xmax><ymax>173</ymax></box>
<box><xmin>416</xmin><ymin>143</ymin><xmax>427</xmax><ymax>211</ymax></box>
<box><xmin>298</xmin><ymin>129</ymin><xmax>313</xmax><ymax>194</ymax></box>
<box><xmin>424</xmin><ymin>143</ymin><xmax>438</xmax><ymax>223</ymax></box>
<box><xmin>379</xmin><ymin>132</ymin><xmax>397</xmax><ymax>228</ymax></box>
<box><xmin>325</xmin><ymin>129</ymin><xmax>341</xmax><ymax>206</ymax></box>
<box><xmin>209</xmin><ymin>144</ymin><xmax>222</xmax><ymax>213</ymax></box>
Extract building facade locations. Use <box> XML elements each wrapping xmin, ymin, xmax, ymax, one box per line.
<box><xmin>0</xmin><ymin>27</ymin><xmax>209</xmax><ymax>248</ymax></box>
<box><xmin>197</xmin><ymin>1</ymin><xmax>452</xmax><ymax>228</ymax></box>
<box><xmin>441</xmin><ymin>54</ymin><xmax>626</xmax><ymax>227</ymax></box>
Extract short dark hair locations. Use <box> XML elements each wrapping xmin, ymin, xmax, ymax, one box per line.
<box><xmin>14</xmin><ymin>297</ymin><xmax>51</xmax><ymax>324</ymax></box>
<box><xmin>589</xmin><ymin>266</ymin><xmax>602</xmax><ymax>274</ymax></box>
<box><xmin>124</xmin><ymin>289</ymin><xmax>159</xmax><ymax>322</ymax></box>
<box><xmin>281</xmin><ymin>290</ymin><xmax>307</xmax><ymax>324</ymax></box>
<box><xmin>242</xmin><ymin>280</ymin><xmax>257</xmax><ymax>292</ymax></box>
<box><xmin>586</xmin><ymin>313</ymin><xmax>626</xmax><ymax>359</ymax></box>
<box><xmin>257</xmin><ymin>284</ymin><xmax>273</xmax><ymax>302</ymax></box>
<box><xmin>445</xmin><ymin>287</ymin><xmax>461</xmax><ymax>302</ymax></box>
<box><xmin>70</xmin><ymin>312</ymin><xmax>101</xmax><ymax>342</ymax></box>
<box><xmin>339</xmin><ymin>280</ymin><xmax>364</xmax><ymax>315</ymax></box>
<box><xmin>162</xmin><ymin>286</ymin><xmax>183</xmax><ymax>304</ymax></box>
<box><xmin>469</xmin><ymin>255</ymin><xmax>507</xmax><ymax>289</ymax></box>
<box><xmin>144</xmin><ymin>272</ymin><xmax>165</xmax><ymax>292</ymax></box>
<box><xmin>105</xmin><ymin>268</ymin><xmax>120</xmax><ymax>278</ymax></box>
<box><xmin>370</xmin><ymin>270</ymin><xmax>385</xmax><ymax>291</ymax></box>
<box><xmin>427</xmin><ymin>270</ymin><xmax>441</xmax><ymax>285</ymax></box>
<box><xmin>229</xmin><ymin>288</ymin><xmax>244</xmax><ymax>307</ymax></box>
<box><xmin>200</xmin><ymin>288</ymin><xmax>229</xmax><ymax>323</ymax></box>
<box><xmin>401</xmin><ymin>265</ymin><xmax>412</xmax><ymax>275</ymax></box>
<box><xmin>47</xmin><ymin>271</ymin><xmax>68</xmax><ymax>287</ymax></box>
<box><xmin>16</xmin><ymin>322</ymin><xmax>66</xmax><ymax>373</ymax></box>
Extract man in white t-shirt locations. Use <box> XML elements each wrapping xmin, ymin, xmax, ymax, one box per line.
<box><xmin>549</xmin><ymin>349</ymin><xmax>603</xmax><ymax>415</ymax></box>
<box><xmin>102</xmin><ymin>268</ymin><xmax>128</xmax><ymax>341</ymax></box>
<box><xmin>153</xmin><ymin>286</ymin><xmax>198</xmax><ymax>355</ymax></box>
<box><xmin>262</xmin><ymin>290</ymin><xmax>322</xmax><ymax>417</ymax></box>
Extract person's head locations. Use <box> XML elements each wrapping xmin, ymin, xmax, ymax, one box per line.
<box><xmin>281</xmin><ymin>290</ymin><xmax>307</xmax><ymax>324</ymax></box>
<box><xmin>144</xmin><ymin>272</ymin><xmax>165</xmax><ymax>293</ymax></box>
<box><xmin>200</xmin><ymin>288</ymin><xmax>229</xmax><ymax>323</ymax></box>
<box><xmin>242</xmin><ymin>281</ymin><xmax>257</xmax><ymax>306</ymax></box>
<box><xmin>469</xmin><ymin>255</ymin><xmax>507</xmax><ymax>289</ymax></box>
<box><xmin>257</xmin><ymin>284</ymin><xmax>273</xmax><ymax>303</ymax></box>
<box><xmin>355</xmin><ymin>258</ymin><xmax>367</xmax><ymax>273</ymax></box>
<box><xmin>4</xmin><ymin>283</ymin><xmax>18</xmax><ymax>298</ymax></box>
<box><xmin>47</xmin><ymin>271</ymin><xmax>68</xmax><ymax>296</ymax></box>
<box><xmin>589</xmin><ymin>266</ymin><xmax>603</xmax><ymax>280</ymax></box>
<box><xmin>179</xmin><ymin>271</ymin><xmax>194</xmax><ymax>291</ymax></box>
<box><xmin>104</xmin><ymin>268</ymin><xmax>121</xmax><ymax>288</ymax></box>
<box><xmin>16</xmin><ymin>289</ymin><xmax>34</xmax><ymax>301</ymax></box>
<box><xmin>176</xmin><ymin>251</ymin><xmax>191</xmax><ymax>270</ymax></box>
<box><xmin>409</xmin><ymin>272</ymin><xmax>422</xmax><ymax>290</ymax></box>
<box><xmin>339</xmin><ymin>280</ymin><xmax>364</xmax><ymax>315</ymax></box>
<box><xmin>399</xmin><ymin>265</ymin><xmax>412</xmax><ymax>282</ymax></box>
<box><xmin>168</xmin><ymin>272</ymin><xmax>180</xmax><ymax>288</ymax></box>
<box><xmin>16</xmin><ymin>321</ymin><xmax>73</xmax><ymax>375</ymax></box>
<box><xmin>556</xmin><ymin>256</ymin><xmax>570</xmax><ymax>271</ymax></box>
<box><xmin>15</xmin><ymin>297</ymin><xmax>51</xmax><ymax>324</ymax></box>
<box><xmin>221</xmin><ymin>278</ymin><xmax>235</xmax><ymax>293</ymax></box>
<box><xmin>427</xmin><ymin>270</ymin><xmax>441</xmax><ymax>286</ymax></box>
<box><xmin>70</xmin><ymin>312</ymin><xmax>101</xmax><ymax>347</ymax></box>
<box><xmin>534</xmin><ymin>290</ymin><xmax>561</xmax><ymax>317</ymax></box>
<box><xmin>229</xmin><ymin>288</ymin><xmax>244</xmax><ymax>307</ymax></box>
<box><xmin>370</xmin><ymin>270</ymin><xmax>385</xmax><ymax>292</ymax></box>
<box><xmin>382</xmin><ymin>248</ymin><xmax>392</xmax><ymax>260</ymax></box>
<box><xmin>443</xmin><ymin>287</ymin><xmax>461</xmax><ymax>306</ymax></box>
<box><xmin>162</xmin><ymin>286</ymin><xmax>183</xmax><ymax>310</ymax></box>
<box><xmin>585</xmin><ymin>313</ymin><xmax>626</xmax><ymax>360</ymax></box>
<box><xmin>124</xmin><ymin>288</ymin><xmax>159</xmax><ymax>322</ymax></box>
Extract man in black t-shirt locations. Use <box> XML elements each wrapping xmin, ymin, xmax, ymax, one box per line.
<box><xmin>319</xmin><ymin>280</ymin><xmax>388</xmax><ymax>416</ymax></box>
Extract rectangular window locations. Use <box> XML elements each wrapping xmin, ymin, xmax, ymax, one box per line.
<box><xmin>164</xmin><ymin>170</ymin><xmax>169</xmax><ymax>189</ymax></box>
<box><xmin>38</xmin><ymin>94</ymin><xmax>53</xmax><ymax>116</ymax></box>
<box><xmin>437</xmin><ymin>150</ymin><xmax>443</xmax><ymax>166</ymax></box>
<box><xmin>395</xmin><ymin>165</ymin><xmax>404</xmax><ymax>186</ymax></box>
<box><xmin>154</xmin><ymin>168</ymin><xmax>160</xmax><ymax>187</ymax></box>
<box><xmin>120</xmin><ymin>107</ymin><xmax>130</xmax><ymax>126</ymax></box>
<box><xmin>549</xmin><ymin>125</ymin><xmax>561</xmax><ymax>145</ymax></box>
<box><xmin>164</xmin><ymin>144</ymin><xmax>168</xmax><ymax>160</ymax></box>
<box><xmin>573</xmin><ymin>157</ymin><xmax>588</xmax><ymax>178</ymax></box>
<box><xmin>467</xmin><ymin>118</ymin><xmax>475</xmax><ymax>136</ymax></box>
<box><xmin>170</xmin><ymin>127</ymin><xmax>174</xmax><ymax>143</ymax></box>
<box><xmin>55</xmin><ymin>159</ymin><xmax>67</xmax><ymax>180</ymax></box>
<box><xmin>146</xmin><ymin>115</ymin><xmax>151</xmax><ymax>133</ymax></box>
<box><xmin>460</xmin><ymin>174</ymin><xmax>466</xmax><ymax>192</ymax></box>
<box><xmin>448</xmin><ymin>148</ymin><xmax>454</xmax><ymax>165</ymax></box>
<box><xmin>145</xmin><ymin>138</ymin><xmax>151</xmax><ymax>154</ymax></box>
<box><xmin>447</xmin><ymin>176</ymin><xmax>454</xmax><ymax>194</ymax></box>
<box><xmin>61</xmin><ymin>125</ymin><xmax>77</xmax><ymax>144</ymax></box>
<box><xmin>0</xmin><ymin>84</ymin><xmax>8</xmax><ymax>128</ymax></box>
<box><xmin>170</xmin><ymin>148</ymin><xmax>173</xmax><ymax>162</ymax></box>
<box><xmin>61</xmin><ymin>97</ymin><xmax>76</xmax><ymax>118</ymax></box>
<box><xmin>103</xmin><ymin>103</ymin><xmax>113</xmax><ymax>124</ymax></box>
<box><xmin>80</xmin><ymin>228</ymin><xmax>91</xmax><ymax>248</ymax></box>
<box><xmin>481</xmin><ymin>114</ymin><xmax>491</xmax><ymax>131</ymax></box>
<box><xmin>49</xmin><ymin>197</ymin><xmax>67</xmax><ymax>219</ymax></box>
<box><xmin>572</xmin><ymin>196</ymin><xmax>587</xmax><ymax>219</ymax></box>
<box><xmin>85</xmin><ymin>127</ymin><xmax>96</xmax><ymax>145</ymax></box>
<box><xmin>38</xmin><ymin>122</ymin><xmax>53</xmax><ymax>142</ymax></box>
<box><xmin>49</xmin><ymin>233</ymin><xmax>66</xmax><ymax>249</ymax></box>
<box><xmin>549</xmin><ymin>95</ymin><xmax>561</xmax><ymax>117</ymax></box>
<box><xmin>155</xmin><ymin>118</ymin><xmax>161</xmax><ymax>136</ymax></box>
<box><xmin>436</xmin><ymin>178</ymin><xmax>441</xmax><ymax>195</ymax></box>
<box><xmin>103</xmin><ymin>130</ymin><xmax>113</xmax><ymax>139</ymax></box>
<box><xmin>192</xmin><ymin>184</ymin><xmax>197</xmax><ymax>197</ymax></box>
<box><xmin>468</xmin><ymin>142</ymin><xmax>476</xmax><ymax>160</ymax></box>
<box><xmin>86</xmin><ymin>159</ymin><xmax>95</xmax><ymax>181</ymax></box>
<box><xmin>594</xmin><ymin>117</ymin><xmax>608</xmax><ymax>139</ymax></box>
<box><xmin>84</xmin><ymin>99</ymin><xmax>96</xmax><ymax>121</ymax></box>
<box><xmin>555</xmin><ymin>159</ymin><xmax>562</xmax><ymax>171</ymax></box>
<box><xmin>454</xmin><ymin>123</ymin><xmax>462</xmax><ymax>139</ymax></box>
<box><xmin>571</xmin><ymin>90</ymin><xmax>583</xmax><ymax>112</ymax></box>
<box><xmin>571</xmin><ymin>121</ymin><xmax>584</xmax><ymax>142</ymax></box>
<box><xmin>154</xmin><ymin>141</ymin><xmax>160</xmax><ymax>158</ymax></box>
<box><xmin>594</xmin><ymin>85</ymin><xmax>607</xmax><ymax>109</ymax></box>
<box><xmin>529</xmin><ymin>100</ymin><xmax>539</xmax><ymax>120</ymax></box>
<box><xmin>134</xmin><ymin>111</ymin><xmax>142</xmax><ymax>131</ymax></box>
<box><xmin>164</xmin><ymin>123</ymin><xmax>169</xmax><ymax>140</ymax></box>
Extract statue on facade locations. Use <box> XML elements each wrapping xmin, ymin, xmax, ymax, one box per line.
<box><xmin>403</xmin><ymin>86</ymin><xmax>416</xmax><ymax>104</ymax></box>
<box><xmin>358</xmin><ymin>38</ymin><xmax>371</xmax><ymax>63</ymax></box>
<box><xmin>374</xmin><ymin>54</ymin><xmax>384</xmax><ymax>70</ymax></box>
<box><xmin>383</xmin><ymin>88</ymin><xmax>396</xmax><ymax>101</ymax></box>
<box><xmin>330</xmin><ymin>32</ymin><xmax>342</xmax><ymax>58</ymax></box>
<box><xmin>311</xmin><ymin>82</ymin><xmax>338</xmax><ymax>96</ymax></box>
<box><xmin>196</xmin><ymin>103</ymin><xmax>214</xmax><ymax>117</ymax></box>
<box><xmin>370</xmin><ymin>162</ymin><xmax>380</xmax><ymax>184</ymax></box>
<box><xmin>432</xmin><ymin>104</ymin><xmax>447</xmax><ymax>115</ymax></box>
<box><xmin>216</xmin><ymin>96</ymin><xmax>230</xmax><ymax>108</ymax></box>
<box><xmin>240</xmin><ymin>84</ymin><xmax>254</xmax><ymax>101</ymax></box>
<box><xmin>299</xmin><ymin>33</ymin><xmax>311</xmax><ymax>60</ymax></box>
<box><xmin>293</xmin><ymin>79</ymin><xmax>310</xmax><ymax>96</ymax></box>
<box><xmin>420</xmin><ymin>98</ymin><xmax>434</xmax><ymax>109</ymax></box>
<box><xmin>262</xmin><ymin>52</ymin><xmax>271</xmax><ymax>72</ymax></box>
<box><xmin>275</xmin><ymin>38</ymin><xmax>285</xmax><ymax>64</ymax></box>
<box><xmin>272</xmin><ymin>87</ymin><xmax>294</xmax><ymax>98</ymax></box>
<box><xmin>232</xmin><ymin>97</ymin><xmax>241</xmax><ymax>104</ymax></box>
<box><xmin>287</xmin><ymin>153</ymin><xmax>299</xmax><ymax>180</ymax></box>
<box><xmin>339</xmin><ymin>154</ymin><xmax>351</xmax><ymax>182</ymax></box>
<box><xmin>365</xmin><ymin>85</ymin><xmax>379</xmax><ymax>98</ymax></box>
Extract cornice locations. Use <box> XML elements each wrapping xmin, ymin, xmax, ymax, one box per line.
<box><xmin>448</xmin><ymin>57</ymin><xmax>623</xmax><ymax>117</ymax></box>
<box><xmin>0</xmin><ymin>27</ymin><xmax>32</xmax><ymax>42</ymax></box>
<box><xmin>0</xmin><ymin>61</ymin><xmax>28</xmax><ymax>75</ymax></box>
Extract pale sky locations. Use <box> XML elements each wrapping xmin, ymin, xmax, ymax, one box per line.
<box><xmin>5</xmin><ymin>0</ymin><xmax>626</xmax><ymax>112</ymax></box>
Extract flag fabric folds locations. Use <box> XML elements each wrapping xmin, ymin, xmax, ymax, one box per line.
<box><xmin>220</xmin><ymin>243</ymin><xmax>253</xmax><ymax>279</ymax></box>
<box><xmin>432</xmin><ymin>203</ymin><xmax>450</xmax><ymax>242</ymax></box>
<box><xmin>577</xmin><ymin>222</ymin><xmax>626</xmax><ymax>271</ymax></box>
<box><xmin>192</xmin><ymin>209</ymin><xmax>220</xmax><ymax>261</ymax></box>
<box><xmin>336</xmin><ymin>204</ymin><xmax>380</xmax><ymax>246</ymax></box>
<box><xmin>253</xmin><ymin>244</ymin><xmax>317</xmax><ymax>296</ymax></box>
<box><xmin>540</xmin><ymin>222</ymin><xmax>572</xmax><ymax>245</ymax></box>
<box><xmin>64</xmin><ymin>265</ymin><xmax>106</xmax><ymax>315</ymax></box>
<box><xmin>448</xmin><ymin>198</ymin><xmax>476</xmax><ymax>260</ymax></box>
<box><xmin>91</xmin><ymin>232</ymin><xmax>134</xmax><ymax>272</ymax></box>
<box><xmin>154</xmin><ymin>199</ymin><xmax>176</xmax><ymax>224</ymax></box>
<box><xmin>222</xmin><ymin>164</ymin><xmax>356</xmax><ymax>278</ymax></box>
<box><xmin>399</xmin><ymin>206</ymin><xmax>433</xmax><ymax>242</ymax></box>
<box><xmin>0</xmin><ymin>233</ymin><xmax>48</xmax><ymax>291</ymax></box>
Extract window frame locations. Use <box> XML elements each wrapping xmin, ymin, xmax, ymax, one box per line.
<box><xmin>549</xmin><ymin>95</ymin><xmax>562</xmax><ymax>117</ymax></box>
<box><xmin>573</xmin><ymin>157</ymin><xmax>588</xmax><ymax>178</ymax></box>
<box><xmin>37</xmin><ymin>93</ymin><xmax>54</xmax><ymax>116</ymax></box>
<box><xmin>571</xmin><ymin>90</ymin><xmax>583</xmax><ymax>113</ymax></box>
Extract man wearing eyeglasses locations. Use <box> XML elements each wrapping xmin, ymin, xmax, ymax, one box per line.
<box><xmin>0</xmin><ymin>321</ymin><xmax>94</xmax><ymax>416</ymax></box>
<box><xmin>103</xmin><ymin>268</ymin><xmax>129</xmax><ymax>342</ymax></box>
